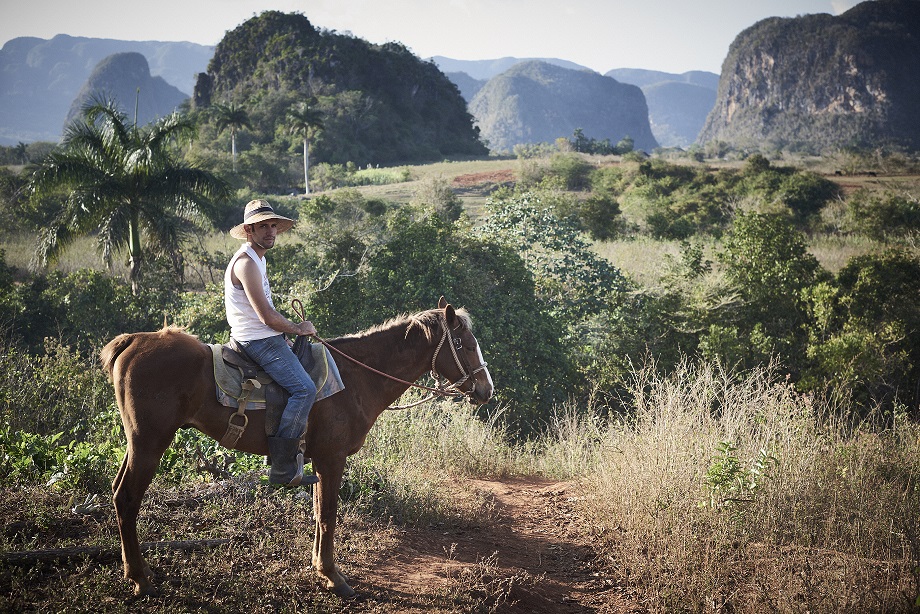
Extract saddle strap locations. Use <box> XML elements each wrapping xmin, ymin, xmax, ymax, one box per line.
<box><xmin>219</xmin><ymin>378</ymin><xmax>260</xmax><ymax>449</ymax></box>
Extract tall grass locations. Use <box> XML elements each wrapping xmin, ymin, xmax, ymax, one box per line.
<box><xmin>541</xmin><ymin>360</ymin><xmax>920</xmax><ymax>612</ymax></box>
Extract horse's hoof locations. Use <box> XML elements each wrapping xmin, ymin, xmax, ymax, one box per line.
<box><xmin>331</xmin><ymin>582</ymin><xmax>356</xmax><ymax>599</ymax></box>
<box><xmin>134</xmin><ymin>583</ymin><xmax>160</xmax><ymax>598</ymax></box>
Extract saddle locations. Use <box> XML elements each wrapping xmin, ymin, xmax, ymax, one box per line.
<box><xmin>210</xmin><ymin>336</ymin><xmax>344</xmax><ymax>449</ymax></box>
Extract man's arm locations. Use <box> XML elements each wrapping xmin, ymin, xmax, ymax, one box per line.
<box><xmin>233</xmin><ymin>256</ymin><xmax>317</xmax><ymax>337</ymax></box>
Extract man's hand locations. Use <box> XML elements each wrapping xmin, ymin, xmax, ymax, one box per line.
<box><xmin>295</xmin><ymin>320</ymin><xmax>317</xmax><ymax>337</ymax></box>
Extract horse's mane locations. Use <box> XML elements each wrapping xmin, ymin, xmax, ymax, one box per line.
<box><xmin>343</xmin><ymin>308</ymin><xmax>472</xmax><ymax>343</ymax></box>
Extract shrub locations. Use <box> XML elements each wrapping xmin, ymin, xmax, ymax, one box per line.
<box><xmin>804</xmin><ymin>249</ymin><xmax>920</xmax><ymax>415</ymax></box>
<box><xmin>705</xmin><ymin>213</ymin><xmax>825</xmax><ymax>374</ymax></box>
<box><xmin>547</xmin><ymin>153</ymin><xmax>593</xmax><ymax>191</ymax></box>
<box><xmin>308</xmin><ymin>209</ymin><xmax>571</xmax><ymax>436</ymax></box>
<box><xmin>410</xmin><ymin>176</ymin><xmax>463</xmax><ymax>222</ymax></box>
<box><xmin>842</xmin><ymin>187</ymin><xmax>920</xmax><ymax>240</ymax></box>
<box><xmin>477</xmin><ymin>189</ymin><xmax>629</xmax><ymax>324</ymax></box>
<box><xmin>0</xmin><ymin>339</ymin><xmax>114</xmax><ymax>438</ymax></box>
<box><xmin>571</xmin><ymin>194</ymin><xmax>623</xmax><ymax>241</ymax></box>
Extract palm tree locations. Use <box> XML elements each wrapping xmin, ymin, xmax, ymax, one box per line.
<box><xmin>286</xmin><ymin>99</ymin><xmax>324</xmax><ymax>194</ymax></box>
<box><xmin>14</xmin><ymin>141</ymin><xmax>28</xmax><ymax>165</ymax></box>
<box><xmin>211</xmin><ymin>102</ymin><xmax>251</xmax><ymax>172</ymax></box>
<box><xmin>28</xmin><ymin>96</ymin><xmax>230</xmax><ymax>294</ymax></box>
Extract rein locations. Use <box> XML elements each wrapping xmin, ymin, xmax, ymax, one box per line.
<box><xmin>291</xmin><ymin>300</ymin><xmax>482</xmax><ymax>405</ymax></box>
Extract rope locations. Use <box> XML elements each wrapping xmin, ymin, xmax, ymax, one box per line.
<box><xmin>291</xmin><ymin>299</ymin><xmax>465</xmax><ymax>401</ymax></box>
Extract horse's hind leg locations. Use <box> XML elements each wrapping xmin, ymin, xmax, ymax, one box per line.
<box><xmin>113</xmin><ymin>439</ymin><xmax>171</xmax><ymax>596</ymax></box>
<box><xmin>112</xmin><ymin>454</ymin><xmax>127</xmax><ymax>495</ymax></box>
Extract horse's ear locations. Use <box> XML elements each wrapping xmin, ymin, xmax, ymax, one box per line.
<box><xmin>438</xmin><ymin>296</ymin><xmax>448</xmax><ymax>309</ymax></box>
<box><xmin>444</xmin><ymin>304</ymin><xmax>457</xmax><ymax>326</ymax></box>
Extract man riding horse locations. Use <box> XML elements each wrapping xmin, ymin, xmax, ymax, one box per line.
<box><xmin>225</xmin><ymin>199</ymin><xmax>318</xmax><ymax>487</ymax></box>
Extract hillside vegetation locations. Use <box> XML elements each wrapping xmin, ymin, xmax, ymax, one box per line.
<box><xmin>193</xmin><ymin>11</ymin><xmax>486</xmax><ymax>167</ymax></box>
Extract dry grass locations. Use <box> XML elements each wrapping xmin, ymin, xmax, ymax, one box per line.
<box><xmin>594</xmin><ymin>237</ymin><xmax>684</xmax><ymax>286</ymax></box>
<box><xmin>536</xmin><ymin>361</ymin><xmax>920</xmax><ymax>612</ymax></box>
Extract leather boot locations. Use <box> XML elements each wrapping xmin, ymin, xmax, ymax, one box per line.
<box><xmin>267</xmin><ymin>436</ymin><xmax>318</xmax><ymax>486</ymax></box>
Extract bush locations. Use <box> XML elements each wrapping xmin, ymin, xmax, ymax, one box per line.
<box><xmin>704</xmin><ymin>213</ymin><xmax>825</xmax><ymax>374</ymax></box>
<box><xmin>804</xmin><ymin>249</ymin><xmax>920</xmax><ymax>415</ymax></box>
<box><xmin>571</xmin><ymin>194</ymin><xmax>623</xmax><ymax>241</ymax></box>
<box><xmin>547</xmin><ymin>153</ymin><xmax>593</xmax><ymax>191</ymax></box>
<box><xmin>307</xmin><ymin>210</ymin><xmax>571</xmax><ymax>436</ymax></box>
<box><xmin>477</xmin><ymin>189</ymin><xmax>629</xmax><ymax>324</ymax></box>
<box><xmin>842</xmin><ymin>188</ymin><xmax>920</xmax><ymax>240</ymax></box>
<box><xmin>0</xmin><ymin>264</ymin><xmax>168</xmax><ymax>354</ymax></box>
<box><xmin>410</xmin><ymin>176</ymin><xmax>463</xmax><ymax>222</ymax></box>
<box><xmin>0</xmin><ymin>339</ymin><xmax>114</xmax><ymax>438</ymax></box>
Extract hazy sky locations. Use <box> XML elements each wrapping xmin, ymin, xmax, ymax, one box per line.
<box><xmin>3</xmin><ymin>0</ymin><xmax>865</xmax><ymax>74</ymax></box>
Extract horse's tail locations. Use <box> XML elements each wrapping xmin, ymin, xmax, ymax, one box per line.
<box><xmin>100</xmin><ymin>333</ymin><xmax>137</xmax><ymax>381</ymax></box>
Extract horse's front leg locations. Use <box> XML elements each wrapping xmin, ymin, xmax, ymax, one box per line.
<box><xmin>311</xmin><ymin>455</ymin><xmax>354</xmax><ymax>598</ymax></box>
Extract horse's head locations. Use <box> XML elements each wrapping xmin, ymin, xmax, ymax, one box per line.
<box><xmin>432</xmin><ymin>297</ymin><xmax>494</xmax><ymax>405</ymax></box>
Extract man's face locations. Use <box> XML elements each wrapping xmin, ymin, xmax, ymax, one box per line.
<box><xmin>247</xmin><ymin>221</ymin><xmax>279</xmax><ymax>249</ymax></box>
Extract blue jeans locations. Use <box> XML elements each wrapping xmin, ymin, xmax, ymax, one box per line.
<box><xmin>238</xmin><ymin>334</ymin><xmax>317</xmax><ymax>439</ymax></box>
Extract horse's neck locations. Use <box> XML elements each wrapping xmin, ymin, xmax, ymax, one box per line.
<box><xmin>337</xmin><ymin>319</ymin><xmax>435</xmax><ymax>393</ymax></box>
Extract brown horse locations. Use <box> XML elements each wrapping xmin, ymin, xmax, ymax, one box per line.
<box><xmin>100</xmin><ymin>298</ymin><xmax>493</xmax><ymax>598</ymax></box>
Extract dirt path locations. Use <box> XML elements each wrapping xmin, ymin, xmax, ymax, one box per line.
<box><xmin>346</xmin><ymin>477</ymin><xmax>636</xmax><ymax>613</ymax></box>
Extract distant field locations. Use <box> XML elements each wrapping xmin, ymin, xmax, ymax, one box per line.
<box><xmin>3</xmin><ymin>155</ymin><xmax>917</xmax><ymax>283</ymax></box>
<box><xmin>348</xmin><ymin>157</ymin><xmax>517</xmax><ymax>219</ymax></box>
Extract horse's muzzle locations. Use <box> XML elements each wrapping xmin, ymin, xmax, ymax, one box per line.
<box><xmin>469</xmin><ymin>381</ymin><xmax>494</xmax><ymax>405</ymax></box>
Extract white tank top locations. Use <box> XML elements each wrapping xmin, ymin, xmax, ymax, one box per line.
<box><xmin>225</xmin><ymin>244</ymin><xmax>278</xmax><ymax>341</ymax></box>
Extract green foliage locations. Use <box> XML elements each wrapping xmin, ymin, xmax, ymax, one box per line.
<box><xmin>569</xmin><ymin>128</ymin><xmax>634</xmax><ymax>156</ymax></box>
<box><xmin>584</xmin><ymin>241</ymin><xmax>714</xmax><ymax>399</ymax></box>
<box><xmin>0</xmin><ymin>427</ymin><xmax>63</xmax><ymax>483</ymax></box>
<box><xmin>841</xmin><ymin>187</ymin><xmax>920</xmax><ymax>239</ymax></box>
<box><xmin>199</xmin><ymin>11</ymin><xmax>486</xmax><ymax>167</ymax></box>
<box><xmin>562</xmin><ymin>193</ymin><xmax>624</xmax><ymax>241</ymax></box>
<box><xmin>701</xmin><ymin>441</ymin><xmax>777</xmax><ymax>518</ymax></box>
<box><xmin>410</xmin><ymin>176</ymin><xmax>463</xmax><ymax>222</ymax></box>
<box><xmin>175</xmin><ymin>283</ymin><xmax>230</xmax><ymax>342</ymax></box>
<box><xmin>624</xmin><ymin>159</ymin><xmax>736</xmax><ymax>238</ymax></box>
<box><xmin>307</xmin><ymin>210</ymin><xmax>570</xmax><ymax>435</ymax></box>
<box><xmin>0</xmin><ymin>260</ymin><xmax>170</xmax><ymax>354</ymax></box>
<box><xmin>0</xmin><ymin>339</ymin><xmax>114</xmax><ymax>437</ymax></box>
<box><xmin>157</xmin><ymin>427</ymin><xmax>264</xmax><ymax>485</ymax></box>
<box><xmin>739</xmin><ymin>155</ymin><xmax>841</xmax><ymax>219</ymax></box>
<box><xmin>477</xmin><ymin>189</ymin><xmax>628</xmax><ymax>324</ymax></box>
<box><xmin>28</xmin><ymin>97</ymin><xmax>230</xmax><ymax>292</ymax></box>
<box><xmin>547</xmin><ymin>153</ymin><xmax>594</xmax><ymax>190</ymax></box>
<box><xmin>705</xmin><ymin>213</ymin><xmax>825</xmax><ymax>373</ymax></box>
<box><xmin>804</xmin><ymin>249</ymin><xmax>920</xmax><ymax>413</ymax></box>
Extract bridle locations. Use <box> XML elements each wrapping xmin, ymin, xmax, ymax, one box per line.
<box><xmin>292</xmin><ymin>300</ymin><xmax>487</xmax><ymax>406</ymax></box>
<box><xmin>431</xmin><ymin>315</ymin><xmax>488</xmax><ymax>399</ymax></box>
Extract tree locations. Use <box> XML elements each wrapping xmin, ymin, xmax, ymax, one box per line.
<box><xmin>28</xmin><ymin>96</ymin><xmax>230</xmax><ymax>294</ymax></box>
<box><xmin>14</xmin><ymin>142</ymin><xmax>28</xmax><ymax>165</ymax></box>
<box><xmin>211</xmin><ymin>102</ymin><xmax>252</xmax><ymax>172</ymax></box>
<box><xmin>286</xmin><ymin>99</ymin><xmax>324</xmax><ymax>194</ymax></box>
<box><xmin>703</xmin><ymin>213</ymin><xmax>825</xmax><ymax>373</ymax></box>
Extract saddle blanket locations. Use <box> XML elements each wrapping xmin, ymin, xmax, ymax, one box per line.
<box><xmin>210</xmin><ymin>341</ymin><xmax>345</xmax><ymax>411</ymax></box>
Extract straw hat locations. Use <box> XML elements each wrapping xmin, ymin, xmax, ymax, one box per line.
<box><xmin>229</xmin><ymin>199</ymin><xmax>295</xmax><ymax>240</ymax></box>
